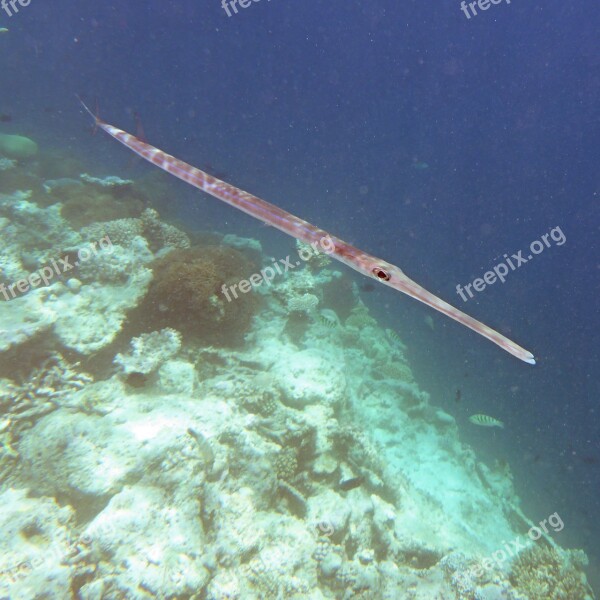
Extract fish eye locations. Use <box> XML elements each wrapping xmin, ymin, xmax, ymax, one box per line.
<box><xmin>372</xmin><ymin>267</ymin><xmax>391</xmax><ymax>281</ymax></box>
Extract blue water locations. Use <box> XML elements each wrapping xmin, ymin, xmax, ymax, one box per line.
<box><xmin>2</xmin><ymin>0</ymin><xmax>599</xmax><ymax>592</ymax></box>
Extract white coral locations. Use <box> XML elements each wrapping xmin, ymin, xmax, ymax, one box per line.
<box><xmin>0</xmin><ymin>158</ymin><xmax>16</xmax><ymax>171</ymax></box>
<box><xmin>80</xmin><ymin>173</ymin><xmax>133</xmax><ymax>187</ymax></box>
<box><xmin>51</xmin><ymin>268</ymin><xmax>153</xmax><ymax>355</ymax></box>
<box><xmin>287</xmin><ymin>293</ymin><xmax>319</xmax><ymax>313</ymax></box>
<box><xmin>0</xmin><ymin>289</ymin><xmax>57</xmax><ymax>352</ymax></box>
<box><xmin>114</xmin><ymin>328</ymin><xmax>182</xmax><ymax>374</ymax></box>
<box><xmin>77</xmin><ymin>236</ymin><xmax>153</xmax><ymax>284</ymax></box>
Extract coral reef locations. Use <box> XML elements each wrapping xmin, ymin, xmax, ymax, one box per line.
<box><xmin>222</xmin><ymin>233</ymin><xmax>263</xmax><ymax>263</ymax></box>
<box><xmin>114</xmin><ymin>328</ymin><xmax>182</xmax><ymax>374</ymax></box>
<box><xmin>510</xmin><ymin>545</ymin><xmax>594</xmax><ymax>600</ymax></box>
<box><xmin>0</xmin><ymin>190</ymin><xmax>82</xmax><ymax>278</ymax></box>
<box><xmin>140</xmin><ymin>207</ymin><xmax>190</xmax><ymax>250</ymax></box>
<box><xmin>0</xmin><ymin>354</ymin><xmax>93</xmax><ymax>483</ymax></box>
<box><xmin>1</xmin><ymin>316</ymin><xmax>595</xmax><ymax>599</ymax></box>
<box><xmin>50</xmin><ymin>266</ymin><xmax>153</xmax><ymax>354</ymax></box>
<box><xmin>0</xmin><ymin>488</ymin><xmax>76</xmax><ymax>599</ymax></box>
<box><xmin>0</xmin><ymin>164</ymin><xmax>595</xmax><ymax>599</ymax></box>
<box><xmin>50</xmin><ymin>175</ymin><xmax>144</xmax><ymax>229</ymax></box>
<box><xmin>344</xmin><ymin>301</ymin><xmax>378</xmax><ymax>330</ymax></box>
<box><xmin>80</xmin><ymin>173</ymin><xmax>133</xmax><ymax>187</ymax></box>
<box><xmin>0</xmin><ymin>189</ymin><xmax>197</xmax><ymax>357</ymax></box>
<box><xmin>158</xmin><ymin>359</ymin><xmax>196</xmax><ymax>395</ymax></box>
<box><xmin>288</xmin><ymin>292</ymin><xmax>319</xmax><ymax>313</ymax></box>
<box><xmin>274</xmin><ymin>348</ymin><xmax>347</xmax><ymax>409</ymax></box>
<box><xmin>76</xmin><ymin>235</ymin><xmax>153</xmax><ymax>284</ymax></box>
<box><xmin>81</xmin><ymin>207</ymin><xmax>190</xmax><ymax>252</ymax></box>
<box><xmin>0</xmin><ymin>289</ymin><xmax>57</xmax><ymax>352</ymax></box>
<box><xmin>80</xmin><ymin>217</ymin><xmax>144</xmax><ymax>249</ymax></box>
<box><xmin>142</xmin><ymin>245</ymin><xmax>258</xmax><ymax>343</ymax></box>
<box><xmin>296</xmin><ymin>238</ymin><xmax>332</xmax><ymax>270</ymax></box>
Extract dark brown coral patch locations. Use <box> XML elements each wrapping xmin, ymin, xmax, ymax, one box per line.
<box><xmin>57</xmin><ymin>182</ymin><xmax>145</xmax><ymax>228</ymax></box>
<box><xmin>141</xmin><ymin>245</ymin><xmax>259</xmax><ymax>345</ymax></box>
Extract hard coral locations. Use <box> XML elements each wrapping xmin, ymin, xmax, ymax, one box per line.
<box><xmin>55</xmin><ymin>178</ymin><xmax>144</xmax><ymax>228</ymax></box>
<box><xmin>141</xmin><ymin>207</ymin><xmax>190</xmax><ymax>250</ymax></box>
<box><xmin>81</xmin><ymin>208</ymin><xmax>189</xmax><ymax>251</ymax></box>
<box><xmin>142</xmin><ymin>245</ymin><xmax>258</xmax><ymax>344</ymax></box>
<box><xmin>344</xmin><ymin>302</ymin><xmax>378</xmax><ymax>330</ymax></box>
<box><xmin>509</xmin><ymin>545</ymin><xmax>594</xmax><ymax>600</ymax></box>
<box><xmin>114</xmin><ymin>328</ymin><xmax>182</xmax><ymax>375</ymax></box>
<box><xmin>275</xmin><ymin>447</ymin><xmax>299</xmax><ymax>481</ymax></box>
<box><xmin>0</xmin><ymin>354</ymin><xmax>93</xmax><ymax>483</ymax></box>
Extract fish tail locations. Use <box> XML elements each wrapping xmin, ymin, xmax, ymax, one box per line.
<box><xmin>76</xmin><ymin>95</ymin><xmax>102</xmax><ymax>134</ymax></box>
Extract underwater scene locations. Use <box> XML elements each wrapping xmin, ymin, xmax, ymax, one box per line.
<box><xmin>0</xmin><ymin>1</ymin><xmax>598</xmax><ymax>599</ymax></box>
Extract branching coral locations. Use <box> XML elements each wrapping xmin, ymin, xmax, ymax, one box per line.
<box><xmin>509</xmin><ymin>545</ymin><xmax>594</xmax><ymax>600</ymax></box>
<box><xmin>0</xmin><ymin>354</ymin><xmax>93</xmax><ymax>482</ymax></box>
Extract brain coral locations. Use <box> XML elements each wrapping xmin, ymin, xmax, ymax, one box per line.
<box><xmin>141</xmin><ymin>245</ymin><xmax>259</xmax><ymax>344</ymax></box>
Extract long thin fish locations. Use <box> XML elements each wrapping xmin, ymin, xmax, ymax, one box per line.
<box><xmin>79</xmin><ymin>101</ymin><xmax>535</xmax><ymax>365</ymax></box>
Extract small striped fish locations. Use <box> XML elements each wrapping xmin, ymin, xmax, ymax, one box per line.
<box><xmin>385</xmin><ymin>328</ymin><xmax>406</xmax><ymax>350</ymax></box>
<box><xmin>318</xmin><ymin>314</ymin><xmax>338</xmax><ymax>328</ymax></box>
<box><xmin>469</xmin><ymin>414</ymin><xmax>504</xmax><ymax>429</ymax></box>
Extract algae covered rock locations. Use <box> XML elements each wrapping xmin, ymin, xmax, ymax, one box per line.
<box><xmin>274</xmin><ymin>348</ymin><xmax>347</xmax><ymax>409</ymax></box>
<box><xmin>0</xmin><ymin>488</ymin><xmax>75</xmax><ymax>599</ymax></box>
<box><xmin>114</xmin><ymin>328</ymin><xmax>182</xmax><ymax>375</ymax></box>
<box><xmin>50</xmin><ymin>268</ymin><xmax>153</xmax><ymax>354</ymax></box>
<box><xmin>0</xmin><ymin>288</ymin><xmax>57</xmax><ymax>352</ymax></box>
<box><xmin>0</xmin><ymin>133</ymin><xmax>38</xmax><ymax>160</ymax></box>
